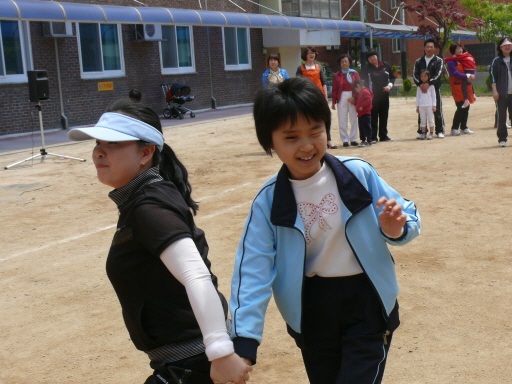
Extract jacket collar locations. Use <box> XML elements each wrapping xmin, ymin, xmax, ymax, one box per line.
<box><xmin>270</xmin><ymin>153</ymin><xmax>373</xmax><ymax>227</ymax></box>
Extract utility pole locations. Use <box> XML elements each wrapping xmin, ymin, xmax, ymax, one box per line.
<box><xmin>359</xmin><ymin>0</ymin><xmax>367</xmax><ymax>69</ymax></box>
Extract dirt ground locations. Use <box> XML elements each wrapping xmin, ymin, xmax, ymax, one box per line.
<box><xmin>1</xmin><ymin>95</ymin><xmax>511</xmax><ymax>384</ymax></box>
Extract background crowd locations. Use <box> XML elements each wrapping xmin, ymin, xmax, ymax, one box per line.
<box><xmin>262</xmin><ymin>38</ymin><xmax>512</xmax><ymax>148</ymax></box>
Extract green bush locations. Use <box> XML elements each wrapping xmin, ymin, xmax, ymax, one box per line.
<box><xmin>403</xmin><ymin>78</ymin><xmax>412</xmax><ymax>93</ymax></box>
<box><xmin>486</xmin><ymin>74</ymin><xmax>492</xmax><ymax>91</ymax></box>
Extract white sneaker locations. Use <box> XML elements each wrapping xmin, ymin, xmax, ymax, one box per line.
<box><xmin>461</xmin><ymin>128</ymin><xmax>474</xmax><ymax>134</ymax></box>
<box><xmin>499</xmin><ymin>141</ymin><xmax>506</xmax><ymax>147</ymax></box>
<box><xmin>418</xmin><ymin>133</ymin><xmax>426</xmax><ymax>140</ymax></box>
<box><xmin>507</xmin><ymin>123</ymin><xmax>511</xmax><ymax>129</ymax></box>
<box><xmin>437</xmin><ymin>132</ymin><xmax>445</xmax><ymax>138</ymax></box>
<box><xmin>427</xmin><ymin>133</ymin><xmax>433</xmax><ymax>140</ymax></box>
<box><xmin>451</xmin><ymin>129</ymin><xmax>461</xmax><ymax>136</ymax></box>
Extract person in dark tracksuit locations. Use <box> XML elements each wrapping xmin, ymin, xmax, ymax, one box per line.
<box><xmin>413</xmin><ymin>38</ymin><xmax>446</xmax><ymax>138</ymax></box>
<box><xmin>491</xmin><ymin>36</ymin><xmax>512</xmax><ymax>147</ymax></box>
<box><xmin>360</xmin><ymin>51</ymin><xmax>396</xmax><ymax>143</ymax></box>
<box><xmin>230</xmin><ymin>78</ymin><xmax>421</xmax><ymax>384</ymax></box>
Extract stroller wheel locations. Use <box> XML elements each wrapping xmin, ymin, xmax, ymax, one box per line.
<box><xmin>190</xmin><ymin>112</ymin><xmax>196</xmax><ymax>118</ymax></box>
<box><xmin>178</xmin><ymin>114</ymin><xmax>185</xmax><ymax>120</ymax></box>
<box><xmin>163</xmin><ymin>108</ymin><xmax>172</xmax><ymax>119</ymax></box>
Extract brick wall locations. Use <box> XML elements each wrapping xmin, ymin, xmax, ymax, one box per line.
<box><xmin>0</xmin><ymin>0</ymin><xmax>264</xmax><ymax>136</ymax></box>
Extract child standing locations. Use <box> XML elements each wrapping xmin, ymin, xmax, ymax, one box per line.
<box><xmin>445</xmin><ymin>47</ymin><xmax>477</xmax><ymax>108</ymax></box>
<box><xmin>415</xmin><ymin>70</ymin><xmax>437</xmax><ymax>140</ymax></box>
<box><xmin>353</xmin><ymin>79</ymin><xmax>374</xmax><ymax>147</ymax></box>
<box><xmin>67</xmin><ymin>100</ymin><xmax>251</xmax><ymax>384</ymax></box>
<box><xmin>230</xmin><ymin>77</ymin><xmax>420</xmax><ymax>384</ymax></box>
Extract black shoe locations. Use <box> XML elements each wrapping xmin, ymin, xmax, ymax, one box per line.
<box><xmin>350</xmin><ymin>141</ymin><xmax>359</xmax><ymax>146</ymax></box>
<box><xmin>327</xmin><ymin>144</ymin><xmax>338</xmax><ymax>149</ymax></box>
<box><xmin>380</xmin><ymin>137</ymin><xmax>393</xmax><ymax>142</ymax></box>
<box><xmin>342</xmin><ymin>142</ymin><xmax>349</xmax><ymax>147</ymax></box>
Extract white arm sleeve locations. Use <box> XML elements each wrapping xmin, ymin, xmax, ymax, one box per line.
<box><xmin>160</xmin><ymin>237</ymin><xmax>234</xmax><ymax>361</ymax></box>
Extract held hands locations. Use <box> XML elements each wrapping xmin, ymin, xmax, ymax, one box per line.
<box><xmin>211</xmin><ymin>352</ymin><xmax>253</xmax><ymax>384</ymax></box>
<box><xmin>376</xmin><ymin>197</ymin><xmax>406</xmax><ymax>238</ymax></box>
<box><xmin>419</xmin><ymin>83</ymin><xmax>430</xmax><ymax>93</ymax></box>
<box><xmin>347</xmin><ymin>97</ymin><xmax>355</xmax><ymax>104</ymax></box>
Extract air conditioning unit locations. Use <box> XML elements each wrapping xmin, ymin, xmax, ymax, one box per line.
<box><xmin>135</xmin><ymin>24</ymin><xmax>163</xmax><ymax>41</ymax></box>
<box><xmin>42</xmin><ymin>22</ymin><xmax>74</xmax><ymax>37</ymax></box>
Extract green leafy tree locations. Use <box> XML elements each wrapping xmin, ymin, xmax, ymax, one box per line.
<box><xmin>404</xmin><ymin>0</ymin><xmax>484</xmax><ymax>57</ymax></box>
<box><xmin>461</xmin><ymin>0</ymin><xmax>512</xmax><ymax>42</ymax></box>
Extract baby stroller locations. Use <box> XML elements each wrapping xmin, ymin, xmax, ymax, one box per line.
<box><xmin>161</xmin><ymin>83</ymin><xmax>196</xmax><ymax>119</ymax></box>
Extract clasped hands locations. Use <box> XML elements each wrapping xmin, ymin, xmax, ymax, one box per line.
<box><xmin>211</xmin><ymin>353</ymin><xmax>253</xmax><ymax>384</ymax></box>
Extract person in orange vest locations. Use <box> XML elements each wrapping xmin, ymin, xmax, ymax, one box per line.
<box><xmin>296</xmin><ymin>46</ymin><xmax>337</xmax><ymax>149</ymax></box>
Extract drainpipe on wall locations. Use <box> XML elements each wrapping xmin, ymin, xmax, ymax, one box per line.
<box><xmin>205</xmin><ymin>0</ymin><xmax>216</xmax><ymax>109</ymax></box>
<box><xmin>54</xmin><ymin>38</ymin><xmax>68</xmax><ymax>129</ymax></box>
<box><xmin>359</xmin><ymin>0</ymin><xmax>367</xmax><ymax>69</ymax></box>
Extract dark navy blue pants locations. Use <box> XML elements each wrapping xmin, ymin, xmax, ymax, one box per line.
<box><xmin>290</xmin><ymin>273</ymin><xmax>399</xmax><ymax>384</ymax></box>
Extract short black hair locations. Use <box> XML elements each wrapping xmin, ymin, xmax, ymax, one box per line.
<box><xmin>128</xmin><ymin>88</ymin><xmax>142</xmax><ymax>102</ymax></box>
<box><xmin>420</xmin><ymin>69</ymin><xmax>431</xmax><ymax>79</ymax></box>
<box><xmin>338</xmin><ymin>53</ymin><xmax>352</xmax><ymax>66</ymax></box>
<box><xmin>424</xmin><ymin>38</ymin><xmax>437</xmax><ymax>48</ymax></box>
<box><xmin>366</xmin><ymin>50</ymin><xmax>378</xmax><ymax>61</ymax></box>
<box><xmin>253</xmin><ymin>77</ymin><xmax>331</xmax><ymax>156</ymax></box>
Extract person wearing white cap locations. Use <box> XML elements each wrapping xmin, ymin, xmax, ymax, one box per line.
<box><xmin>491</xmin><ymin>37</ymin><xmax>512</xmax><ymax>147</ymax></box>
<box><xmin>68</xmin><ymin>99</ymin><xmax>252</xmax><ymax>384</ymax></box>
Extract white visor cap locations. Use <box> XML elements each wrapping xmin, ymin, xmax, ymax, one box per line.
<box><xmin>67</xmin><ymin>112</ymin><xmax>165</xmax><ymax>151</ymax></box>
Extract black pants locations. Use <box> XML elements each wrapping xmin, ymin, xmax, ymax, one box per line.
<box><xmin>451</xmin><ymin>100</ymin><xmax>470</xmax><ymax>131</ymax></box>
<box><xmin>291</xmin><ymin>274</ymin><xmax>399</xmax><ymax>384</ymax></box>
<box><xmin>496</xmin><ymin>95</ymin><xmax>512</xmax><ymax>143</ymax></box>
<box><xmin>358</xmin><ymin>114</ymin><xmax>372</xmax><ymax>142</ymax></box>
<box><xmin>144</xmin><ymin>353</ymin><xmax>213</xmax><ymax>384</ymax></box>
<box><xmin>417</xmin><ymin>85</ymin><xmax>445</xmax><ymax>134</ymax></box>
<box><xmin>371</xmin><ymin>95</ymin><xmax>389</xmax><ymax>141</ymax></box>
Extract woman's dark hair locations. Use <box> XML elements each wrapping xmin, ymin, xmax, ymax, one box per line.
<box><xmin>497</xmin><ymin>37</ymin><xmax>512</xmax><ymax>57</ymax></box>
<box><xmin>366</xmin><ymin>51</ymin><xmax>378</xmax><ymax>61</ymax></box>
<box><xmin>105</xmin><ymin>99</ymin><xmax>198</xmax><ymax>214</ymax></box>
<box><xmin>301</xmin><ymin>46</ymin><xmax>318</xmax><ymax>61</ymax></box>
<box><xmin>128</xmin><ymin>88</ymin><xmax>141</xmax><ymax>102</ymax></box>
<box><xmin>449</xmin><ymin>42</ymin><xmax>464</xmax><ymax>55</ymax></box>
<box><xmin>267</xmin><ymin>53</ymin><xmax>281</xmax><ymax>67</ymax></box>
<box><xmin>253</xmin><ymin>77</ymin><xmax>331</xmax><ymax>155</ymax></box>
<box><xmin>338</xmin><ymin>53</ymin><xmax>352</xmax><ymax>66</ymax></box>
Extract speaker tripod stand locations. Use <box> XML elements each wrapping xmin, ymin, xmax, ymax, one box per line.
<box><xmin>5</xmin><ymin>102</ymin><xmax>86</xmax><ymax>170</ymax></box>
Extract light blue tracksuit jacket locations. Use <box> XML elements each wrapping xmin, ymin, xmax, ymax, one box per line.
<box><xmin>230</xmin><ymin>154</ymin><xmax>420</xmax><ymax>361</ymax></box>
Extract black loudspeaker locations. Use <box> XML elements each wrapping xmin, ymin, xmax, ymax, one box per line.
<box><xmin>28</xmin><ymin>70</ymin><xmax>50</xmax><ymax>102</ymax></box>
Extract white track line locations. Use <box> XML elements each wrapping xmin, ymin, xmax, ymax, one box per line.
<box><xmin>3</xmin><ymin>178</ymin><xmax>265</xmax><ymax>261</ymax></box>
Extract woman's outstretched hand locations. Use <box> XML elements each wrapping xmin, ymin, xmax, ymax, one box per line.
<box><xmin>211</xmin><ymin>352</ymin><xmax>253</xmax><ymax>384</ymax></box>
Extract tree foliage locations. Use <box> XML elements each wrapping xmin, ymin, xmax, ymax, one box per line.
<box><xmin>461</xmin><ymin>0</ymin><xmax>512</xmax><ymax>43</ymax></box>
<box><xmin>404</xmin><ymin>0</ymin><xmax>484</xmax><ymax>57</ymax></box>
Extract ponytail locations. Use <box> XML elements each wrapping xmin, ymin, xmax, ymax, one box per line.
<box><xmin>153</xmin><ymin>144</ymin><xmax>198</xmax><ymax>215</ymax></box>
<box><xmin>105</xmin><ymin>99</ymin><xmax>199</xmax><ymax>215</ymax></box>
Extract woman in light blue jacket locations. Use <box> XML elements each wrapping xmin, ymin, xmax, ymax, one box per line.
<box><xmin>262</xmin><ymin>53</ymin><xmax>290</xmax><ymax>87</ymax></box>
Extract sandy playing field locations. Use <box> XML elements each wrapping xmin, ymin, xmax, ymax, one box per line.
<box><xmin>1</xmin><ymin>95</ymin><xmax>511</xmax><ymax>384</ymax></box>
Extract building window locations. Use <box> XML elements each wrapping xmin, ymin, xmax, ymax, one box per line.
<box><xmin>392</xmin><ymin>38</ymin><xmax>401</xmax><ymax>53</ymax></box>
<box><xmin>0</xmin><ymin>20</ymin><xmax>32</xmax><ymax>84</ymax></box>
<box><xmin>161</xmin><ymin>25</ymin><xmax>194</xmax><ymax>74</ymax></box>
<box><xmin>283</xmin><ymin>0</ymin><xmax>340</xmax><ymax>19</ymax></box>
<box><xmin>390</xmin><ymin>0</ymin><xmax>398</xmax><ymax>9</ymax></box>
<box><xmin>223</xmin><ymin>27</ymin><xmax>251</xmax><ymax>70</ymax></box>
<box><xmin>374</xmin><ymin>2</ymin><xmax>382</xmax><ymax>21</ymax></box>
<box><xmin>363</xmin><ymin>5</ymin><xmax>368</xmax><ymax>21</ymax></box>
<box><xmin>77</xmin><ymin>23</ymin><xmax>124</xmax><ymax>79</ymax></box>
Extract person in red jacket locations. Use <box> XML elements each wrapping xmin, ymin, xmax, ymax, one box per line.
<box><xmin>353</xmin><ymin>79</ymin><xmax>374</xmax><ymax>147</ymax></box>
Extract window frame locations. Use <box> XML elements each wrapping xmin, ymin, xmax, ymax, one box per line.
<box><xmin>76</xmin><ymin>22</ymin><xmax>125</xmax><ymax>80</ymax></box>
<box><xmin>0</xmin><ymin>20</ymin><xmax>33</xmax><ymax>84</ymax></box>
<box><xmin>222</xmin><ymin>27</ymin><xmax>252</xmax><ymax>71</ymax></box>
<box><xmin>160</xmin><ymin>25</ymin><xmax>195</xmax><ymax>75</ymax></box>
<box><xmin>390</xmin><ymin>0</ymin><xmax>398</xmax><ymax>9</ymax></box>
<box><xmin>392</xmin><ymin>38</ymin><xmax>401</xmax><ymax>53</ymax></box>
<box><xmin>374</xmin><ymin>1</ymin><xmax>382</xmax><ymax>21</ymax></box>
